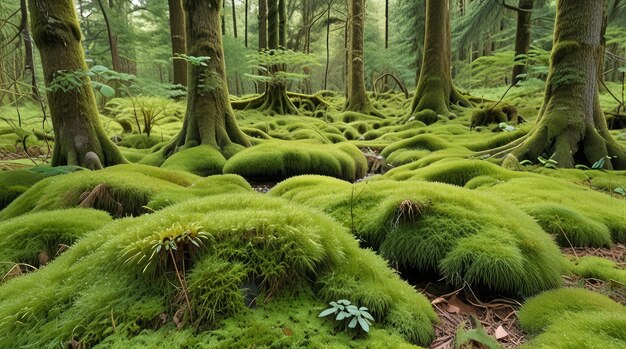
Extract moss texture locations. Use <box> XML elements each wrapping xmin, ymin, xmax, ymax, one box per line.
<box><xmin>0</xmin><ymin>164</ymin><xmax>251</xmax><ymax>220</ymax></box>
<box><xmin>270</xmin><ymin>176</ymin><xmax>562</xmax><ymax>296</ymax></box>
<box><xmin>519</xmin><ymin>288</ymin><xmax>626</xmax><ymax>348</ymax></box>
<box><xmin>0</xmin><ymin>208</ymin><xmax>112</xmax><ymax>276</ymax></box>
<box><xmin>0</xmin><ymin>194</ymin><xmax>437</xmax><ymax>347</ymax></box>
<box><xmin>571</xmin><ymin>256</ymin><xmax>626</xmax><ymax>284</ymax></box>
<box><xmin>224</xmin><ymin>141</ymin><xmax>367</xmax><ymax>181</ymax></box>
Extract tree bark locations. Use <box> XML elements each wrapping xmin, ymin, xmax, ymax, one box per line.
<box><xmin>405</xmin><ymin>0</ymin><xmax>471</xmax><ymax>125</ymax></box>
<box><xmin>168</xmin><ymin>0</ymin><xmax>187</xmax><ymax>86</ymax></box>
<box><xmin>28</xmin><ymin>0</ymin><xmax>126</xmax><ymax>167</ymax></box>
<box><xmin>20</xmin><ymin>0</ymin><xmax>38</xmax><ymax>97</ymax></box>
<box><xmin>244</xmin><ymin>0</ymin><xmax>248</xmax><ymax>47</ymax></box>
<box><xmin>258</xmin><ymin>0</ymin><xmax>267</xmax><ymax>50</ymax></box>
<box><xmin>511</xmin><ymin>0</ymin><xmax>533</xmax><ymax>85</ymax></box>
<box><xmin>162</xmin><ymin>0</ymin><xmax>250</xmax><ymax>158</ymax></box>
<box><xmin>490</xmin><ymin>0</ymin><xmax>626</xmax><ymax>169</ymax></box>
<box><xmin>231</xmin><ymin>0</ymin><xmax>238</xmax><ymax>38</ymax></box>
<box><xmin>96</xmin><ymin>0</ymin><xmax>122</xmax><ymax>72</ymax></box>
<box><xmin>344</xmin><ymin>0</ymin><xmax>381</xmax><ymax>116</ymax></box>
<box><xmin>278</xmin><ymin>0</ymin><xmax>286</xmax><ymax>47</ymax></box>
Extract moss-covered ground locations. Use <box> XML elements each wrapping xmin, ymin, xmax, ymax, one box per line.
<box><xmin>1</xmin><ymin>85</ymin><xmax>626</xmax><ymax>347</ymax></box>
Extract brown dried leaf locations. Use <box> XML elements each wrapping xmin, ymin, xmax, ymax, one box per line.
<box><xmin>282</xmin><ymin>327</ymin><xmax>292</xmax><ymax>336</ymax></box>
<box><xmin>431</xmin><ymin>297</ymin><xmax>446</xmax><ymax>305</ymax></box>
<box><xmin>173</xmin><ymin>308</ymin><xmax>185</xmax><ymax>329</ymax></box>
<box><xmin>447</xmin><ymin>304</ymin><xmax>460</xmax><ymax>314</ymax></box>
<box><xmin>38</xmin><ymin>251</ymin><xmax>49</xmax><ymax>266</ymax></box>
<box><xmin>449</xmin><ymin>295</ymin><xmax>478</xmax><ymax>315</ymax></box>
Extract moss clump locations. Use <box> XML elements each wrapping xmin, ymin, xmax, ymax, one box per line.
<box><xmin>118</xmin><ymin>134</ymin><xmax>163</xmax><ymax>149</ymax></box>
<box><xmin>0</xmin><ymin>164</ymin><xmax>251</xmax><ymax>220</ymax></box>
<box><xmin>527</xmin><ymin>205</ymin><xmax>612</xmax><ymax>248</ymax></box>
<box><xmin>571</xmin><ymin>256</ymin><xmax>626</xmax><ymax>284</ymax></box>
<box><xmin>160</xmin><ymin>145</ymin><xmax>227</xmax><ymax>176</ymax></box>
<box><xmin>0</xmin><ymin>166</ymin><xmax>84</xmax><ymax>210</ymax></box>
<box><xmin>0</xmin><ymin>194</ymin><xmax>437</xmax><ymax>347</ymax></box>
<box><xmin>518</xmin><ymin>288</ymin><xmax>626</xmax><ymax>348</ymax></box>
<box><xmin>224</xmin><ymin>141</ymin><xmax>367</xmax><ymax>182</ymax></box>
<box><xmin>469</xmin><ymin>104</ymin><xmax>518</xmax><ymax>129</ymax></box>
<box><xmin>0</xmin><ymin>208</ymin><xmax>112</xmax><ymax>276</ymax></box>
<box><xmin>270</xmin><ymin>176</ymin><xmax>562</xmax><ymax>296</ymax></box>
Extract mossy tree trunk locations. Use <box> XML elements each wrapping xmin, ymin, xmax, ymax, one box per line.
<box><xmin>404</xmin><ymin>0</ymin><xmax>471</xmax><ymax>125</ymax></box>
<box><xmin>343</xmin><ymin>0</ymin><xmax>382</xmax><ymax>117</ymax></box>
<box><xmin>168</xmin><ymin>0</ymin><xmax>187</xmax><ymax>86</ymax></box>
<box><xmin>255</xmin><ymin>0</ymin><xmax>298</xmax><ymax>115</ymax></box>
<box><xmin>162</xmin><ymin>0</ymin><xmax>250</xmax><ymax>158</ymax></box>
<box><xmin>488</xmin><ymin>0</ymin><xmax>626</xmax><ymax>169</ymax></box>
<box><xmin>28</xmin><ymin>0</ymin><xmax>126</xmax><ymax>167</ymax></box>
<box><xmin>511</xmin><ymin>0</ymin><xmax>533</xmax><ymax>85</ymax></box>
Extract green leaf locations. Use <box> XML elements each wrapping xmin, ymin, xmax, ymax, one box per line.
<box><xmin>336</xmin><ymin>311</ymin><xmax>348</xmax><ymax>321</ymax></box>
<box><xmin>357</xmin><ymin>317</ymin><xmax>370</xmax><ymax>332</ymax></box>
<box><xmin>90</xmin><ymin>65</ymin><xmax>110</xmax><ymax>74</ymax></box>
<box><xmin>346</xmin><ymin>305</ymin><xmax>359</xmax><ymax>315</ymax></box>
<box><xmin>318</xmin><ymin>308</ymin><xmax>337</xmax><ymax>318</ymax></box>
<box><xmin>592</xmin><ymin>157</ymin><xmax>606</xmax><ymax>169</ymax></box>
<box><xmin>614</xmin><ymin>187</ymin><xmax>626</xmax><ymax>196</ymax></box>
<box><xmin>99</xmin><ymin>84</ymin><xmax>116</xmax><ymax>98</ymax></box>
<box><xmin>348</xmin><ymin>317</ymin><xmax>358</xmax><ymax>329</ymax></box>
<box><xmin>575</xmin><ymin>164</ymin><xmax>591</xmax><ymax>170</ymax></box>
<box><xmin>337</xmin><ymin>299</ymin><xmax>351</xmax><ymax>305</ymax></box>
<box><xmin>361</xmin><ymin>311</ymin><xmax>375</xmax><ymax>321</ymax></box>
<box><xmin>519</xmin><ymin>160</ymin><xmax>533</xmax><ymax>166</ymax></box>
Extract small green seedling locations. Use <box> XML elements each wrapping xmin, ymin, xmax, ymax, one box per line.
<box><xmin>319</xmin><ymin>299</ymin><xmax>374</xmax><ymax>333</ymax></box>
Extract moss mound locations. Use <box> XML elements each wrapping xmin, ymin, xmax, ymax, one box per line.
<box><xmin>527</xmin><ymin>205</ymin><xmax>613</xmax><ymax>247</ymax></box>
<box><xmin>0</xmin><ymin>164</ymin><xmax>251</xmax><ymax>220</ymax></box>
<box><xmin>518</xmin><ymin>288</ymin><xmax>626</xmax><ymax>348</ymax></box>
<box><xmin>0</xmin><ymin>208</ymin><xmax>113</xmax><ymax>276</ymax></box>
<box><xmin>479</xmin><ymin>177</ymin><xmax>626</xmax><ymax>244</ymax></box>
<box><xmin>0</xmin><ymin>166</ymin><xmax>84</xmax><ymax>210</ymax></box>
<box><xmin>0</xmin><ymin>194</ymin><xmax>437</xmax><ymax>347</ymax></box>
<box><xmin>224</xmin><ymin>141</ymin><xmax>367</xmax><ymax>181</ymax></box>
<box><xmin>571</xmin><ymin>256</ymin><xmax>626</xmax><ymax>284</ymax></box>
<box><xmin>270</xmin><ymin>176</ymin><xmax>562</xmax><ymax>296</ymax></box>
<box><xmin>160</xmin><ymin>145</ymin><xmax>227</xmax><ymax>176</ymax></box>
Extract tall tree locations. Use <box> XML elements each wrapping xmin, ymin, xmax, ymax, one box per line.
<box><xmin>486</xmin><ymin>0</ymin><xmax>626</xmax><ymax>169</ymax></box>
<box><xmin>510</xmin><ymin>0</ymin><xmax>534</xmax><ymax>85</ymax></box>
<box><xmin>168</xmin><ymin>0</ymin><xmax>187</xmax><ymax>86</ymax></box>
<box><xmin>96</xmin><ymin>0</ymin><xmax>121</xmax><ymax>72</ymax></box>
<box><xmin>20</xmin><ymin>0</ymin><xmax>38</xmax><ymax>97</ymax></box>
<box><xmin>344</xmin><ymin>0</ymin><xmax>381</xmax><ymax>116</ymax></box>
<box><xmin>161</xmin><ymin>0</ymin><xmax>250</xmax><ymax>158</ymax></box>
<box><xmin>259</xmin><ymin>0</ymin><xmax>267</xmax><ymax>50</ymax></box>
<box><xmin>28</xmin><ymin>0</ymin><xmax>126</xmax><ymax>167</ymax></box>
<box><xmin>404</xmin><ymin>0</ymin><xmax>471</xmax><ymax>125</ymax></box>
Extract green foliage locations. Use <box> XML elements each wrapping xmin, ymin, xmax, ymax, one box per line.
<box><xmin>270</xmin><ymin>176</ymin><xmax>563</xmax><ymax>296</ymax></box>
<box><xmin>454</xmin><ymin>320</ymin><xmax>502</xmax><ymax>349</ymax></box>
<box><xmin>245</xmin><ymin>49</ymin><xmax>319</xmax><ymax>85</ymax></box>
<box><xmin>571</xmin><ymin>256</ymin><xmax>626</xmax><ymax>284</ymax></box>
<box><xmin>160</xmin><ymin>145</ymin><xmax>227</xmax><ymax>177</ymax></box>
<box><xmin>173</xmin><ymin>54</ymin><xmax>210</xmax><ymax>67</ymax></box>
<box><xmin>0</xmin><ymin>194</ymin><xmax>437</xmax><ymax>347</ymax></box>
<box><xmin>48</xmin><ymin>65</ymin><xmax>134</xmax><ymax>98</ymax></box>
<box><xmin>319</xmin><ymin>299</ymin><xmax>375</xmax><ymax>333</ymax></box>
<box><xmin>518</xmin><ymin>288</ymin><xmax>626</xmax><ymax>348</ymax></box>
<box><xmin>224</xmin><ymin>140</ymin><xmax>367</xmax><ymax>182</ymax></box>
<box><xmin>106</xmin><ymin>97</ymin><xmax>183</xmax><ymax>137</ymax></box>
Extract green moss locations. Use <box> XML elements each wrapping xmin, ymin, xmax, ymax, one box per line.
<box><xmin>518</xmin><ymin>288</ymin><xmax>626</xmax><ymax>348</ymax></box>
<box><xmin>224</xmin><ymin>141</ymin><xmax>367</xmax><ymax>181</ymax></box>
<box><xmin>0</xmin><ymin>194</ymin><xmax>437</xmax><ymax>347</ymax></box>
<box><xmin>527</xmin><ymin>205</ymin><xmax>612</xmax><ymax>247</ymax></box>
<box><xmin>0</xmin><ymin>208</ymin><xmax>112</xmax><ymax>275</ymax></box>
<box><xmin>0</xmin><ymin>164</ymin><xmax>251</xmax><ymax>220</ymax></box>
<box><xmin>479</xmin><ymin>177</ymin><xmax>626</xmax><ymax>244</ymax></box>
<box><xmin>0</xmin><ymin>166</ymin><xmax>85</xmax><ymax>210</ymax></box>
<box><xmin>118</xmin><ymin>134</ymin><xmax>163</xmax><ymax>149</ymax></box>
<box><xmin>270</xmin><ymin>176</ymin><xmax>562</xmax><ymax>296</ymax></box>
<box><xmin>571</xmin><ymin>256</ymin><xmax>626</xmax><ymax>284</ymax></box>
<box><xmin>160</xmin><ymin>145</ymin><xmax>227</xmax><ymax>176</ymax></box>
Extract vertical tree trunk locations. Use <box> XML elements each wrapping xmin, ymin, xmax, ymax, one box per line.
<box><xmin>267</xmin><ymin>0</ymin><xmax>279</xmax><ymax>49</ymax></box>
<box><xmin>231</xmin><ymin>0</ymin><xmax>238</xmax><ymax>38</ymax></box>
<box><xmin>489</xmin><ymin>0</ymin><xmax>626</xmax><ymax>169</ymax></box>
<box><xmin>278</xmin><ymin>0</ymin><xmax>286</xmax><ymax>47</ymax></box>
<box><xmin>96</xmin><ymin>0</ymin><xmax>122</xmax><ymax>72</ymax></box>
<box><xmin>28</xmin><ymin>0</ymin><xmax>126</xmax><ymax>167</ymax></box>
<box><xmin>162</xmin><ymin>0</ymin><xmax>250</xmax><ymax>159</ymax></box>
<box><xmin>244</xmin><ymin>0</ymin><xmax>248</xmax><ymax>47</ymax></box>
<box><xmin>258</xmin><ymin>0</ymin><xmax>267</xmax><ymax>50</ymax></box>
<box><xmin>168</xmin><ymin>0</ymin><xmax>187</xmax><ymax>86</ymax></box>
<box><xmin>221</xmin><ymin>0</ymin><xmax>226</xmax><ymax>36</ymax></box>
<box><xmin>511</xmin><ymin>0</ymin><xmax>533</xmax><ymax>85</ymax></box>
<box><xmin>344</xmin><ymin>0</ymin><xmax>381</xmax><ymax>116</ymax></box>
<box><xmin>385</xmin><ymin>0</ymin><xmax>389</xmax><ymax>49</ymax></box>
<box><xmin>20</xmin><ymin>0</ymin><xmax>38</xmax><ymax>97</ymax></box>
<box><xmin>405</xmin><ymin>0</ymin><xmax>471</xmax><ymax>125</ymax></box>
<box><xmin>324</xmin><ymin>0</ymin><xmax>333</xmax><ymax>90</ymax></box>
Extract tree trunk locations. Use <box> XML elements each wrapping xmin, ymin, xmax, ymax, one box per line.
<box><xmin>96</xmin><ymin>0</ymin><xmax>122</xmax><ymax>72</ymax></box>
<box><xmin>511</xmin><ymin>0</ymin><xmax>533</xmax><ymax>85</ymax></box>
<box><xmin>344</xmin><ymin>0</ymin><xmax>381</xmax><ymax>116</ymax></box>
<box><xmin>168</xmin><ymin>0</ymin><xmax>187</xmax><ymax>86</ymax></box>
<box><xmin>405</xmin><ymin>0</ymin><xmax>471</xmax><ymax>125</ymax></box>
<box><xmin>259</xmin><ymin>0</ymin><xmax>267</xmax><ymax>50</ymax></box>
<box><xmin>231</xmin><ymin>0</ymin><xmax>238</xmax><ymax>38</ymax></box>
<box><xmin>221</xmin><ymin>0</ymin><xmax>226</xmax><ymax>36</ymax></box>
<box><xmin>20</xmin><ymin>0</ymin><xmax>38</xmax><ymax>97</ymax></box>
<box><xmin>28</xmin><ymin>0</ymin><xmax>126</xmax><ymax>167</ymax></box>
<box><xmin>490</xmin><ymin>0</ymin><xmax>626</xmax><ymax>169</ymax></box>
<box><xmin>278</xmin><ymin>0</ymin><xmax>286</xmax><ymax>47</ymax></box>
<box><xmin>162</xmin><ymin>0</ymin><xmax>250</xmax><ymax>158</ymax></box>
<box><xmin>244</xmin><ymin>0</ymin><xmax>248</xmax><ymax>47</ymax></box>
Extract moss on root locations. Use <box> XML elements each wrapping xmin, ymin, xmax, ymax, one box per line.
<box><xmin>519</xmin><ymin>288</ymin><xmax>626</xmax><ymax>348</ymax></box>
<box><xmin>224</xmin><ymin>140</ymin><xmax>367</xmax><ymax>181</ymax></box>
<box><xmin>0</xmin><ymin>194</ymin><xmax>437</xmax><ymax>348</ymax></box>
<box><xmin>270</xmin><ymin>176</ymin><xmax>563</xmax><ymax>296</ymax></box>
